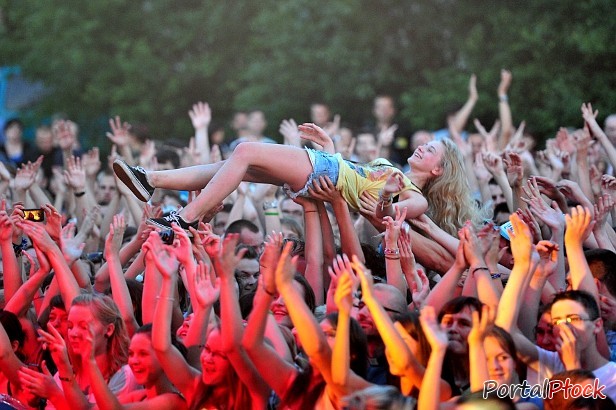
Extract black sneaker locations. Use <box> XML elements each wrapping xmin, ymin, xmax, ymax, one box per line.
<box><xmin>147</xmin><ymin>211</ymin><xmax>198</xmax><ymax>235</ymax></box>
<box><xmin>113</xmin><ymin>159</ymin><xmax>154</xmax><ymax>202</ymax></box>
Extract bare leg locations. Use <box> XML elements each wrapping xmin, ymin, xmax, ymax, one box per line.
<box><xmin>179</xmin><ymin>143</ymin><xmax>313</xmax><ymax>222</ymax></box>
<box><xmin>149</xmin><ymin>162</ymin><xmax>227</xmax><ymax>191</ymax></box>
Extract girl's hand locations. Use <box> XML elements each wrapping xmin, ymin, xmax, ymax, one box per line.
<box><xmin>260</xmin><ymin>232</ymin><xmax>283</xmax><ymax>295</ymax></box>
<box><xmin>334</xmin><ymin>271</ymin><xmax>355</xmax><ymax>316</ymax></box>
<box><xmin>564</xmin><ymin>206</ymin><xmax>595</xmax><ymax>247</ymax></box>
<box><xmin>467</xmin><ymin>304</ymin><xmax>494</xmax><ymax>346</ymax></box>
<box><xmin>193</xmin><ymin>261</ymin><xmax>220</xmax><ymax>309</ymax></box>
<box><xmin>213</xmin><ymin>233</ymin><xmax>247</xmax><ymax>281</ymax></box>
<box><xmin>419</xmin><ymin>306</ymin><xmax>448</xmax><ymax>352</ymax></box>
<box><xmin>383</xmin><ymin>206</ymin><xmax>407</xmax><ymax>245</ymax></box>
<box><xmin>37</xmin><ymin>324</ymin><xmax>70</xmax><ymax>370</ymax></box>
<box><xmin>81</xmin><ymin>323</ymin><xmax>97</xmax><ymax>363</ymax></box>
<box><xmin>382</xmin><ymin>173</ymin><xmax>405</xmax><ymax>196</ymax></box>
<box><xmin>18</xmin><ymin>361</ymin><xmax>59</xmax><ymax>399</ymax></box>
<box><xmin>508</xmin><ymin>213</ymin><xmax>533</xmax><ymax>265</ymax></box>
<box><xmin>104</xmin><ymin>214</ymin><xmax>126</xmax><ymax>260</ymax></box>
<box><xmin>143</xmin><ymin>232</ymin><xmax>178</xmax><ymax>280</ymax></box>
<box><xmin>411</xmin><ymin>269</ymin><xmax>430</xmax><ymax>310</ymax></box>
<box><xmin>275</xmin><ymin>241</ymin><xmax>297</xmax><ymax>291</ymax></box>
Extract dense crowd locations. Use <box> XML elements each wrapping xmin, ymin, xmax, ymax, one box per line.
<box><xmin>0</xmin><ymin>70</ymin><xmax>615</xmax><ymax>409</ymax></box>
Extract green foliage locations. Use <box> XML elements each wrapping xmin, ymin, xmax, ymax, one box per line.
<box><xmin>1</xmin><ymin>0</ymin><xmax>615</xmax><ymax>146</ymax></box>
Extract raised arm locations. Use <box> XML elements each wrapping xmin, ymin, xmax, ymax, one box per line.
<box><xmin>0</xmin><ymin>210</ymin><xmax>22</xmax><ymax>302</ymax></box>
<box><xmin>497</xmin><ymin>69</ymin><xmax>513</xmax><ymax>148</ymax></box>
<box><xmin>582</xmin><ymin>103</ymin><xmax>616</xmax><ymax>170</ymax></box>
<box><xmin>189</xmin><ymin>101</ymin><xmax>211</xmax><ymax>164</ymax></box>
<box><xmin>468</xmin><ymin>305</ymin><xmax>493</xmax><ymax>393</ymax></box>
<box><xmin>105</xmin><ymin>215</ymin><xmax>139</xmax><ymax>337</ymax></box>
<box><xmin>565</xmin><ymin>206</ymin><xmax>599</xmax><ymax>301</ymax></box>
<box><xmin>243</xmin><ymin>233</ymin><xmax>296</xmax><ymax>397</ymax></box>
<box><xmin>148</xmin><ymin>233</ymin><xmax>200</xmax><ymax>399</ymax></box>
<box><xmin>418</xmin><ymin>306</ymin><xmax>450</xmax><ymax>410</ymax></box>
<box><xmin>381</xmin><ymin>207</ymin><xmax>408</xmax><ymax>296</ymax></box>
<box><xmin>275</xmin><ymin>242</ymin><xmax>333</xmax><ymax>381</ymax></box>
<box><xmin>494</xmin><ymin>214</ymin><xmax>540</xmax><ymax>368</ymax></box>
<box><xmin>20</xmin><ymin>220</ymin><xmax>80</xmax><ymax>307</ymax></box>
<box><xmin>449</xmin><ymin>74</ymin><xmax>478</xmax><ymax>134</ymax></box>
<box><xmin>215</xmin><ymin>234</ymin><xmax>270</xmax><ymax>405</ymax></box>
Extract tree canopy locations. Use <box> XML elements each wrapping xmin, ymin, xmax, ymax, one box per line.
<box><xmin>1</xmin><ymin>0</ymin><xmax>615</xmax><ymax>146</ymax></box>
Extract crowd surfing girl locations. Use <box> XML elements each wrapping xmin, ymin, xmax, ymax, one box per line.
<box><xmin>113</xmin><ymin>123</ymin><xmax>477</xmax><ymax>234</ymax></box>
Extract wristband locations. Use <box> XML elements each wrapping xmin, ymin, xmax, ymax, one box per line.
<box><xmin>383</xmin><ymin>248</ymin><xmax>400</xmax><ymax>256</ymax></box>
<box><xmin>498</xmin><ymin>95</ymin><xmax>508</xmax><ymax>103</ymax></box>
<box><xmin>471</xmin><ymin>266</ymin><xmax>489</xmax><ymax>275</ymax></box>
<box><xmin>59</xmin><ymin>374</ymin><xmax>75</xmax><ymax>383</ymax></box>
<box><xmin>384</xmin><ymin>255</ymin><xmax>401</xmax><ymax>260</ymax></box>
<box><xmin>262</xmin><ymin>200</ymin><xmax>278</xmax><ymax>211</ymax></box>
<box><xmin>74</xmin><ymin>191</ymin><xmax>86</xmax><ymax>197</ymax></box>
<box><xmin>264</xmin><ymin>211</ymin><xmax>279</xmax><ymax>216</ymax></box>
<box><xmin>490</xmin><ymin>272</ymin><xmax>502</xmax><ymax>279</ymax></box>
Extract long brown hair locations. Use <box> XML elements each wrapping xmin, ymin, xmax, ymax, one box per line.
<box><xmin>71</xmin><ymin>294</ymin><xmax>129</xmax><ymax>377</ymax></box>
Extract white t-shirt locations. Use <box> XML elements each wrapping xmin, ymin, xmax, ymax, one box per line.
<box><xmin>46</xmin><ymin>364</ymin><xmax>140</xmax><ymax>409</ymax></box>
<box><xmin>536</xmin><ymin>347</ymin><xmax>616</xmax><ymax>402</ymax></box>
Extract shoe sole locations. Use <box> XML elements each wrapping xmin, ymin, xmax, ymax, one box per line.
<box><xmin>146</xmin><ymin>218</ymin><xmax>194</xmax><ymax>237</ymax></box>
<box><xmin>113</xmin><ymin>160</ymin><xmax>152</xmax><ymax>202</ymax></box>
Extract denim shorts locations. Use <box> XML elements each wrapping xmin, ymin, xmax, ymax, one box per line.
<box><xmin>284</xmin><ymin>148</ymin><xmax>340</xmax><ymax>198</ymax></box>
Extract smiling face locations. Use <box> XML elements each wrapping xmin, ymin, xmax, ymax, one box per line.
<box><xmin>67</xmin><ymin>305</ymin><xmax>111</xmax><ymax>357</ymax></box>
<box><xmin>128</xmin><ymin>333</ymin><xmax>162</xmax><ymax>386</ymax></box>
<box><xmin>408</xmin><ymin>141</ymin><xmax>445</xmax><ymax>176</ymax></box>
<box><xmin>200</xmin><ymin>330</ymin><xmax>231</xmax><ymax>386</ymax></box>
<box><xmin>484</xmin><ymin>336</ymin><xmax>516</xmax><ymax>385</ymax></box>
<box><xmin>270</xmin><ymin>280</ymin><xmax>306</xmax><ymax>329</ymax></box>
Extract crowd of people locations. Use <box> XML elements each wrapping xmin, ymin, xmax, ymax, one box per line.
<box><xmin>0</xmin><ymin>69</ymin><xmax>616</xmax><ymax>409</ymax></box>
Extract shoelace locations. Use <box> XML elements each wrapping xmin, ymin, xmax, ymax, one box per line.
<box><xmin>163</xmin><ymin>212</ymin><xmax>181</xmax><ymax>222</ymax></box>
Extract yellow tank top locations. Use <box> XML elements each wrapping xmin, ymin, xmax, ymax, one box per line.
<box><xmin>335</xmin><ymin>156</ymin><xmax>421</xmax><ymax>210</ymax></box>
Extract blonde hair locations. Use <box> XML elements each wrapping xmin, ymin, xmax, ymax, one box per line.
<box><xmin>72</xmin><ymin>294</ymin><xmax>129</xmax><ymax>377</ymax></box>
<box><xmin>422</xmin><ymin>138</ymin><xmax>482</xmax><ymax>235</ymax></box>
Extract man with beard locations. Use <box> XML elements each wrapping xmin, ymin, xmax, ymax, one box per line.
<box><xmin>354</xmin><ymin>282</ymin><xmax>408</xmax><ymax>385</ymax></box>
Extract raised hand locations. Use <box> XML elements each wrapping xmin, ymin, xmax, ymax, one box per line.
<box><xmin>473</xmin><ymin>152</ymin><xmax>491</xmax><ymax>183</ymax></box>
<box><xmin>13</xmin><ymin>161</ymin><xmax>39</xmax><ymax>192</ymax></box>
<box><xmin>82</xmin><ymin>148</ymin><xmax>101</xmax><ymax>179</ymax></box>
<box><xmin>274</xmin><ymin>241</ymin><xmax>297</xmax><ymax>291</ymax></box>
<box><xmin>411</xmin><ymin>269</ymin><xmax>430</xmax><ymax>310</ymax></box>
<box><xmin>332</xmin><ymin>254</ymin><xmax>359</xmax><ymax>291</ymax></box>
<box><xmin>37</xmin><ymin>323</ymin><xmax>70</xmax><ymax>370</ymax></box>
<box><xmin>63</xmin><ymin>155</ymin><xmax>86</xmax><ymax>192</ymax></box>
<box><xmin>189</xmin><ymin>102</ymin><xmax>211</xmax><ymax>130</ymax></box>
<box><xmin>535</xmin><ymin>240</ymin><xmax>559</xmax><ymax>277</ymax></box>
<box><xmin>564</xmin><ymin>206</ymin><xmax>595</xmax><ymax>246</ymax></box>
<box><xmin>193</xmin><ymin>261</ymin><xmax>220</xmax><ymax>309</ymax></box>
<box><xmin>594</xmin><ymin>194</ymin><xmax>614</xmax><ymax>230</ymax></box>
<box><xmin>41</xmin><ymin>204</ymin><xmax>63</xmax><ymax>241</ymax></box>
<box><xmin>382</xmin><ymin>173</ymin><xmax>405</xmax><ymax>196</ymax></box>
<box><xmin>467</xmin><ymin>304</ymin><xmax>494</xmax><ymax>345</ymax></box>
<box><xmin>213</xmin><ymin>233</ymin><xmax>247</xmax><ymax>280</ymax></box>
<box><xmin>107</xmin><ymin>116</ymin><xmax>131</xmax><ymax>148</ymax></box>
<box><xmin>279</xmin><ymin>119</ymin><xmax>300</xmax><ymax>146</ymax></box>
<box><xmin>580</xmin><ymin>102</ymin><xmax>603</xmax><ymax>138</ymax></box>
<box><xmin>298</xmin><ymin>123</ymin><xmax>335</xmax><ymax>153</ymax></box>
<box><xmin>481</xmin><ymin>152</ymin><xmax>504</xmax><ymax>177</ymax></box>
<box><xmin>0</xmin><ymin>211</ymin><xmax>13</xmax><ymax>243</ymax></box>
<box><xmin>383</xmin><ymin>206</ymin><xmax>408</xmax><ymax>245</ymax></box>
<box><xmin>419</xmin><ymin>305</ymin><xmax>448</xmax><ymax>352</ymax></box>
<box><xmin>322</xmin><ymin>114</ymin><xmax>341</xmax><ymax>138</ymax></box>
<box><xmin>474</xmin><ymin>119</ymin><xmax>500</xmax><ymax>152</ymax></box>
<box><xmin>497</xmin><ymin>69</ymin><xmax>512</xmax><ymax>97</ymax></box>
<box><xmin>508</xmin><ymin>213</ymin><xmax>533</xmax><ymax>266</ymax></box>
<box><xmin>169</xmin><ymin>223</ymin><xmax>195</xmax><ymax>267</ymax></box>
<box><xmin>104</xmin><ymin>214</ymin><xmax>127</xmax><ymax>259</ymax></box>
<box><xmin>260</xmin><ymin>232</ymin><xmax>283</xmax><ymax>296</ymax></box>
<box><xmin>334</xmin><ymin>271</ymin><xmax>356</xmax><ymax>316</ymax></box>
<box><xmin>20</xmin><ymin>220</ymin><xmax>59</xmax><ymax>254</ymax></box>
<box><xmin>60</xmin><ymin>223</ymin><xmax>86</xmax><ymax>265</ymax></box>
<box><xmin>378</xmin><ymin>124</ymin><xmax>398</xmax><ymax>148</ymax></box>
<box><xmin>460</xmin><ymin>223</ymin><xmax>486</xmax><ymax>267</ymax></box>
<box><xmin>503</xmin><ymin>151</ymin><xmax>523</xmax><ymax>187</ymax></box>
<box><xmin>143</xmin><ymin>232</ymin><xmax>178</xmax><ymax>279</ymax></box>
<box><xmin>515</xmin><ymin>207</ymin><xmax>541</xmax><ymax>244</ymax></box>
